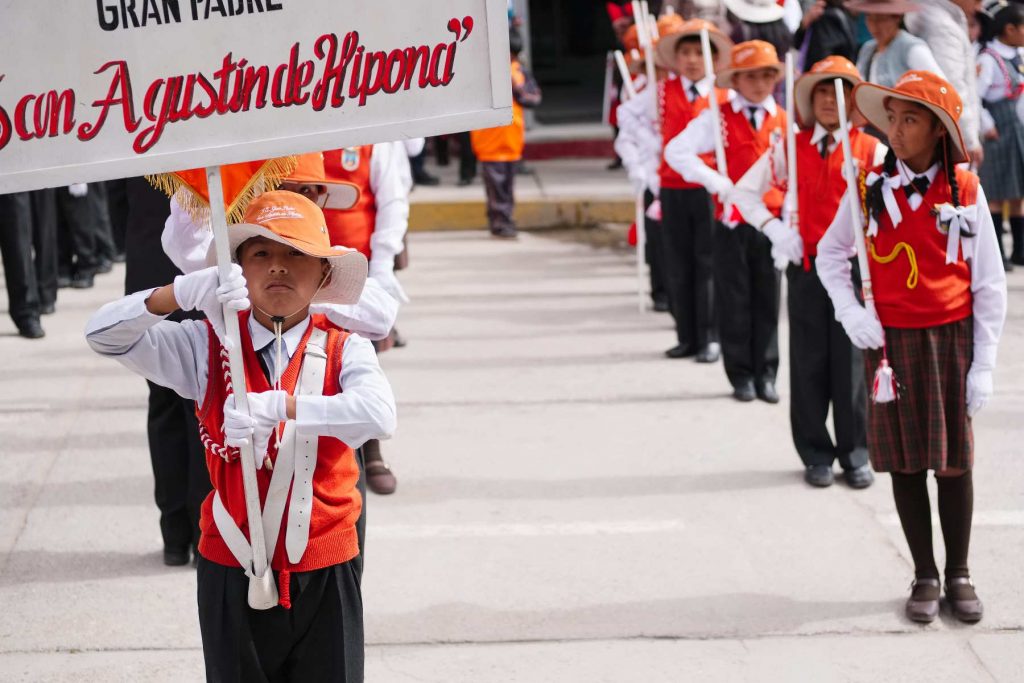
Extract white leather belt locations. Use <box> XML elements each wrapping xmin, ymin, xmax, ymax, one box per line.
<box><xmin>213</xmin><ymin>328</ymin><xmax>328</xmax><ymax>573</ymax></box>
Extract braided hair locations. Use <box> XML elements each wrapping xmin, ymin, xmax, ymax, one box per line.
<box><xmin>864</xmin><ymin>148</ymin><xmax>898</xmax><ymax>225</ymax></box>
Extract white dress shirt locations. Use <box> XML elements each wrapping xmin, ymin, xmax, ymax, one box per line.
<box><xmin>732</xmin><ymin>123</ymin><xmax>889</xmax><ymax>232</ymax></box>
<box><xmin>977</xmin><ymin>39</ymin><xmax>1024</xmax><ymax>103</ymax></box>
<box><xmin>815</xmin><ymin>165</ymin><xmax>1007</xmax><ymax>369</ymax></box>
<box><xmin>85</xmin><ymin>292</ymin><xmax>397</xmax><ymax>448</ymax></box>
<box><xmin>663</xmin><ymin>91</ymin><xmax>770</xmax><ymax>198</ymax></box>
<box><xmin>367</xmin><ymin>142</ymin><xmax>411</xmax><ymax>276</ymax></box>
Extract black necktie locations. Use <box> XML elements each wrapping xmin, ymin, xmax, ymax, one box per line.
<box><xmin>819</xmin><ymin>134</ymin><xmax>833</xmax><ymax>159</ymax></box>
<box><xmin>748</xmin><ymin>107</ymin><xmax>760</xmax><ymax>131</ymax></box>
<box><xmin>904</xmin><ymin>175</ymin><xmax>931</xmax><ymax>198</ymax></box>
<box><xmin>256</xmin><ymin>345</ymin><xmax>273</xmax><ymax>382</ymax></box>
<box><xmin>689</xmin><ymin>84</ymin><xmax>700</xmax><ymax>102</ymax></box>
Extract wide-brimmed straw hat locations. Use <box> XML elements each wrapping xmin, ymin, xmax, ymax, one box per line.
<box><xmin>854</xmin><ymin>70</ymin><xmax>968</xmax><ymax>163</ymax></box>
<box><xmin>286</xmin><ymin>153</ymin><xmax>361</xmax><ymax>211</ymax></box>
<box><xmin>844</xmin><ymin>0</ymin><xmax>921</xmax><ymax>14</ymax></box>
<box><xmin>794</xmin><ymin>56</ymin><xmax>864</xmax><ymax>126</ymax></box>
<box><xmin>655</xmin><ymin>18</ymin><xmax>734</xmax><ymax>70</ymax></box>
<box><xmin>715</xmin><ymin>40</ymin><xmax>784</xmax><ymax>87</ymax></box>
<box><xmin>724</xmin><ymin>0</ymin><xmax>785</xmax><ymax>23</ymax></box>
<box><xmin>208</xmin><ymin>190</ymin><xmax>368</xmax><ymax>305</ymax></box>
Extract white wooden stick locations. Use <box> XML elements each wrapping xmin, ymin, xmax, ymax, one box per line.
<box><xmin>834</xmin><ymin>80</ymin><xmax>875</xmax><ymax>314</ymax></box>
<box><xmin>784</xmin><ymin>51</ymin><xmax>799</xmax><ymax>233</ymax></box>
<box><xmin>614</xmin><ymin>51</ymin><xmax>637</xmax><ymax>100</ymax></box>
<box><xmin>700</xmin><ymin>28</ymin><xmax>727</xmax><ymax>173</ymax></box>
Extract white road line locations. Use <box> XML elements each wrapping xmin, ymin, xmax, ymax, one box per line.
<box><xmin>369</xmin><ymin>519</ymin><xmax>685</xmax><ymax>540</ymax></box>
<box><xmin>880</xmin><ymin>511</ymin><xmax>1024</xmax><ymax>527</ymax></box>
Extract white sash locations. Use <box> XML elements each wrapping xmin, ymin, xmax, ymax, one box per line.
<box><xmin>213</xmin><ymin>327</ymin><xmax>329</xmax><ymax>573</ymax></box>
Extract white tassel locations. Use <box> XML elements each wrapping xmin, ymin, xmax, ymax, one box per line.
<box><xmin>872</xmin><ymin>359</ymin><xmax>898</xmax><ymax>404</ymax></box>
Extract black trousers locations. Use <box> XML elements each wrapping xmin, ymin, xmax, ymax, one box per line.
<box><xmin>146</xmin><ymin>381</ymin><xmax>211</xmax><ymax>551</ymax></box>
<box><xmin>90</xmin><ymin>182</ymin><xmax>118</xmax><ymax>261</ymax></box>
<box><xmin>30</xmin><ymin>189</ymin><xmax>58</xmax><ymax>308</ymax></box>
<box><xmin>787</xmin><ymin>260</ymin><xmax>868</xmax><ymax>469</ymax></box>
<box><xmin>0</xmin><ymin>192</ymin><xmax>41</xmax><ymax>325</ymax></box>
<box><xmin>56</xmin><ymin>186</ymin><xmax>102</xmax><ymax>277</ymax></box>
<box><xmin>197</xmin><ymin>558</ymin><xmax>364</xmax><ymax>683</ymax></box>
<box><xmin>660</xmin><ymin>187</ymin><xmax>718</xmax><ymax>348</ymax></box>
<box><xmin>642</xmin><ymin>190</ymin><xmax>669</xmax><ymax>307</ymax></box>
<box><xmin>714</xmin><ymin>222</ymin><xmax>780</xmax><ymax>388</ymax></box>
<box><xmin>481</xmin><ymin>161</ymin><xmax>516</xmax><ymax>232</ymax></box>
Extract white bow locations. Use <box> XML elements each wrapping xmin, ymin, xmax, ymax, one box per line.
<box><xmin>936</xmin><ymin>203</ymin><xmax>978</xmax><ymax>264</ymax></box>
<box><xmin>865</xmin><ymin>172</ymin><xmax>903</xmax><ymax>237</ymax></box>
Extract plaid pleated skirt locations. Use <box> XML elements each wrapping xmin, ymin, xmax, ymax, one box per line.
<box><xmin>863</xmin><ymin>317</ymin><xmax>974</xmax><ymax>473</ymax></box>
<box><xmin>980</xmin><ymin>98</ymin><xmax>1024</xmax><ymax>202</ymax></box>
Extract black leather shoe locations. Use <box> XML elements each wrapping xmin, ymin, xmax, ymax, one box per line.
<box><xmin>733</xmin><ymin>381</ymin><xmax>756</xmax><ymax>402</ymax></box>
<box><xmin>665</xmin><ymin>344</ymin><xmax>696</xmax><ymax>359</ymax></box>
<box><xmin>843</xmin><ymin>464</ymin><xmax>875</xmax><ymax>489</ymax></box>
<box><xmin>457</xmin><ymin>177</ymin><xmax>473</xmax><ymax>187</ymax></box>
<box><xmin>804</xmin><ymin>464</ymin><xmax>835</xmax><ymax>487</ymax></box>
<box><xmin>96</xmin><ymin>258</ymin><xmax>113</xmax><ymax>275</ymax></box>
<box><xmin>40</xmin><ymin>302</ymin><xmax>56</xmax><ymax>315</ymax></box>
<box><xmin>163</xmin><ymin>547</ymin><xmax>190</xmax><ymax>567</ymax></box>
<box><xmin>945</xmin><ymin>577</ymin><xmax>983</xmax><ymax>623</ymax></box>
<box><xmin>696</xmin><ymin>343</ymin><xmax>720</xmax><ymax>364</ymax></box>
<box><xmin>71</xmin><ymin>273</ymin><xmax>94</xmax><ymax>289</ymax></box>
<box><xmin>491</xmin><ymin>227</ymin><xmax>519</xmax><ymax>239</ymax></box>
<box><xmin>652</xmin><ymin>299</ymin><xmax>670</xmax><ymax>313</ymax></box>
<box><xmin>756</xmin><ymin>381</ymin><xmax>780</xmax><ymax>404</ymax></box>
<box><xmin>413</xmin><ymin>172</ymin><xmax>440</xmax><ymax>186</ymax></box>
<box><xmin>906</xmin><ymin>578</ymin><xmax>941</xmax><ymax>623</ymax></box>
<box><xmin>17</xmin><ymin>318</ymin><xmax>45</xmax><ymax>339</ymax></box>
<box><xmin>57</xmin><ymin>275</ymin><xmax>73</xmax><ymax>289</ymax></box>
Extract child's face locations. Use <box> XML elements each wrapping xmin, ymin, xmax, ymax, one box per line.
<box><xmin>811</xmin><ymin>80</ymin><xmax>852</xmax><ymax>129</ymax></box>
<box><xmin>1003</xmin><ymin>22</ymin><xmax>1024</xmax><ymax>48</ymax></box>
<box><xmin>674</xmin><ymin>41</ymin><xmax>707</xmax><ymax>83</ymax></box>
<box><xmin>237</xmin><ymin>237</ymin><xmax>330</xmax><ymax>319</ymax></box>
<box><xmin>865</xmin><ymin>14</ymin><xmax>901</xmax><ymax>44</ymax></box>
<box><xmin>884</xmin><ymin>98</ymin><xmax>946</xmax><ymax>171</ymax></box>
<box><xmin>279</xmin><ymin>182</ymin><xmax>328</xmax><ymax>208</ymax></box>
<box><xmin>732</xmin><ymin>68</ymin><xmax>778</xmax><ymax>105</ymax></box>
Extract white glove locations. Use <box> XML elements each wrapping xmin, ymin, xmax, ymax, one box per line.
<box><xmin>837</xmin><ymin>305</ymin><xmax>885</xmax><ymax>350</ymax></box>
<box><xmin>223</xmin><ymin>390</ymin><xmax>288</xmax><ymax>464</ymax></box>
<box><xmin>369</xmin><ymin>259</ymin><xmax>410</xmax><ymax>304</ymax></box>
<box><xmin>762</xmin><ymin>219</ymin><xmax>804</xmax><ymax>271</ymax></box>
<box><xmin>68</xmin><ymin>183</ymin><xmax>89</xmax><ymax>198</ymax></box>
<box><xmin>966</xmin><ymin>365</ymin><xmax>993</xmax><ymax>418</ymax></box>
<box><xmin>708</xmin><ymin>174</ymin><xmax>734</xmax><ymax>204</ymax></box>
<box><xmin>173</xmin><ymin>264</ymin><xmax>250</xmax><ymax>340</ymax></box>
<box><xmin>628</xmin><ymin>168</ymin><xmax>648</xmax><ymax>195</ymax></box>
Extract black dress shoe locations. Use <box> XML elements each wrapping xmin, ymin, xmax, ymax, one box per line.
<box><xmin>696</xmin><ymin>343</ymin><xmax>720</xmax><ymax>364</ymax></box>
<box><xmin>40</xmin><ymin>302</ymin><xmax>56</xmax><ymax>315</ymax></box>
<box><xmin>71</xmin><ymin>273</ymin><xmax>95</xmax><ymax>289</ymax></box>
<box><xmin>665</xmin><ymin>344</ymin><xmax>696</xmax><ymax>359</ymax></box>
<box><xmin>17</xmin><ymin>318</ymin><xmax>45</xmax><ymax>339</ymax></box>
<box><xmin>491</xmin><ymin>227</ymin><xmax>519</xmax><ymax>239</ymax></box>
<box><xmin>945</xmin><ymin>577</ymin><xmax>983</xmax><ymax>623</ymax></box>
<box><xmin>906</xmin><ymin>578</ymin><xmax>941</xmax><ymax>623</ymax></box>
<box><xmin>413</xmin><ymin>172</ymin><xmax>440</xmax><ymax>186</ymax></box>
<box><xmin>57</xmin><ymin>275</ymin><xmax>73</xmax><ymax>289</ymax></box>
<box><xmin>457</xmin><ymin>177</ymin><xmax>473</xmax><ymax>187</ymax></box>
<box><xmin>607</xmin><ymin>159</ymin><xmax>624</xmax><ymax>170</ymax></box>
<box><xmin>163</xmin><ymin>547</ymin><xmax>190</xmax><ymax>567</ymax></box>
<box><xmin>392</xmin><ymin>328</ymin><xmax>407</xmax><ymax>348</ymax></box>
<box><xmin>96</xmin><ymin>258</ymin><xmax>113</xmax><ymax>275</ymax></box>
<box><xmin>652</xmin><ymin>299</ymin><xmax>670</xmax><ymax>313</ymax></box>
<box><xmin>804</xmin><ymin>464</ymin><xmax>835</xmax><ymax>487</ymax></box>
<box><xmin>843</xmin><ymin>464</ymin><xmax>875</xmax><ymax>489</ymax></box>
<box><xmin>112</xmin><ymin>251</ymin><xmax>127</xmax><ymax>264</ymax></box>
<box><xmin>756</xmin><ymin>380</ymin><xmax>780</xmax><ymax>404</ymax></box>
<box><xmin>733</xmin><ymin>381</ymin><xmax>756</xmax><ymax>402</ymax></box>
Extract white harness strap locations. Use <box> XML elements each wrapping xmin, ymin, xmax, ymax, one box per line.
<box><xmin>213</xmin><ymin>327</ymin><xmax>329</xmax><ymax>573</ymax></box>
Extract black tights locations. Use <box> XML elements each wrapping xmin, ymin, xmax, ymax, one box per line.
<box><xmin>890</xmin><ymin>471</ymin><xmax>974</xmax><ymax>580</ymax></box>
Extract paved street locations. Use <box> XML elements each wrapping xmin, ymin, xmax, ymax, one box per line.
<box><xmin>1</xmin><ymin>228</ymin><xmax>1022</xmax><ymax>682</ymax></box>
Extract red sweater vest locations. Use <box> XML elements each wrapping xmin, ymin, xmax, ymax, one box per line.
<box><xmin>323</xmin><ymin>146</ymin><xmax>376</xmax><ymax>259</ymax></box>
<box><xmin>722</xmin><ymin>103</ymin><xmax>787</xmax><ymax>223</ymax></box>
<box><xmin>659</xmin><ymin>81</ymin><xmax>728</xmax><ymax>190</ymax></box>
<box><xmin>863</xmin><ymin>166</ymin><xmax>977</xmax><ymax>329</ymax></box>
<box><xmin>795</xmin><ymin>127</ymin><xmax>880</xmax><ymax>256</ymax></box>
<box><xmin>196</xmin><ymin>312</ymin><xmax>362</xmax><ymax>573</ymax></box>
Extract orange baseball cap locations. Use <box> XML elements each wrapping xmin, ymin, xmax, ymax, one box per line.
<box><xmin>854</xmin><ymin>70</ymin><xmax>968</xmax><ymax>163</ymax></box>
<box><xmin>715</xmin><ymin>40</ymin><xmax>784</xmax><ymax>88</ymax></box>
<box><xmin>794</xmin><ymin>56</ymin><xmax>864</xmax><ymax>127</ymax></box>
<box><xmin>285</xmin><ymin>152</ymin><xmax>361</xmax><ymax>211</ymax></box>
<box><xmin>654</xmin><ymin>18</ymin><xmax>733</xmax><ymax>70</ymax></box>
<box><xmin>209</xmin><ymin>190</ymin><xmax>368</xmax><ymax>305</ymax></box>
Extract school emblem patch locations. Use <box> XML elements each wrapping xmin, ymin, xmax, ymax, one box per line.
<box><xmin>341</xmin><ymin>148</ymin><xmax>361</xmax><ymax>172</ymax></box>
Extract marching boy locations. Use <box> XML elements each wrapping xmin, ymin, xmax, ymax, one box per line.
<box><xmin>665</xmin><ymin>40</ymin><xmax>789</xmax><ymax>402</ymax></box>
<box><xmin>87</xmin><ymin>190</ymin><xmax>396</xmax><ymax>680</ymax></box>
<box><xmin>731</xmin><ymin>57</ymin><xmax>886</xmax><ymax>489</ymax></box>
<box><xmin>616</xmin><ymin>18</ymin><xmax>734</xmax><ymax>358</ymax></box>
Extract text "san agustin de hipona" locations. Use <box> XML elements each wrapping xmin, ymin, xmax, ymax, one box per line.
<box><xmin>0</xmin><ymin>17</ymin><xmax>475</xmax><ymax>155</ymax></box>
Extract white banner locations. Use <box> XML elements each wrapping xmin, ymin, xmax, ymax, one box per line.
<box><xmin>0</xmin><ymin>0</ymin><xmax>512</xmax><ymax>193</ymax></box>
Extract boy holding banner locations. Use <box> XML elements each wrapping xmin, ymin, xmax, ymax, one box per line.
<box><xmin>731</xmin><ymin>56</ymin><xmax>885</xmax><ymax>489</ymax></box>
<box><xmin>87</xmin><ymin>190</ymin><xmax>396</xmax><ymax>679</ymax></box>
<box><xmin>816</xmin><ymin>71</ymin><xmax>1006</xmax><ymax>623</ymax></box>
<box><xmin>664</xmin><ymin>40</ymin><xmax>789</xmax><ymax>402</ymax></box>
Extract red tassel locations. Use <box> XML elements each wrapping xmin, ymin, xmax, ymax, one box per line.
<box><xmin>802</xmin><ymin>254</ymin><xmax>811</xmax><ymax>272</ymax></box>
<box><xmin>278</xmin><ymin>569</ymin><xmax>292</xmax><ymax>609</ymax></box>
<box><xmin>872</xmin><ymin>357</ymin><xmax>898</xmax><ymax>404</ymax></box>
<box><xmin>628</xmin><ymin>222</ymin><xmax>638</xmax><ymax>246</ymax></box>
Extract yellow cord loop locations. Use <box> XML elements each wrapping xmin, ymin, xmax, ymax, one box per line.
<box><xmin>869</xmin><ymin>240</ymin><xmax>919</xmax><ymax>290</ymax></box>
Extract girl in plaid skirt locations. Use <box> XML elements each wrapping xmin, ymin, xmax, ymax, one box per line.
<box><xmin>977</xmin><ymin>1</ymin><xmax>1024</xmax><ymax>269</ymax></box>
<box><xmin>816</xmin><ymin>71</ymin><xmax>1008</xmax><ymax>624</ymax></box>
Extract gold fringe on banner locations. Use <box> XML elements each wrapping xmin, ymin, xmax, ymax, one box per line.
<box><xmin>145</xmin><ymin>156</ymin><xmax>298</xmax><ymax>228</ymax></box>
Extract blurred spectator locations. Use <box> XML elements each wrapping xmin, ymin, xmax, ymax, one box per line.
<box><xmin>0</xmin><ymin>192</ymin><xmax>45</xmax><ymax>338</ymax></box>
<box><xmin>906</xmin><ymin>0</ymin><xmax>985</xmax><ymax>165</ymax></box>
<box><xmin>435</xmin><ymin>133</ymin><xmax>478</xmax><ymax>186</ymax></box>
<box><xmin>851</xmin><ymin>0</ymin><xmax>946</xmax><ymax>88</ymax></box>
<box><xmin>56</xmin><ymin>183</ymin><xmax>106</xmax><ymax>289</ymax></box>
<box><xmin>793</xmin><ymin>0</ymin><xmax>858</xmax><ymax>70</ymax></box>
<box><xmin>29</xmin><ymin>189</ymin><xmax>58</xmax><ymax>315</ymax></box>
